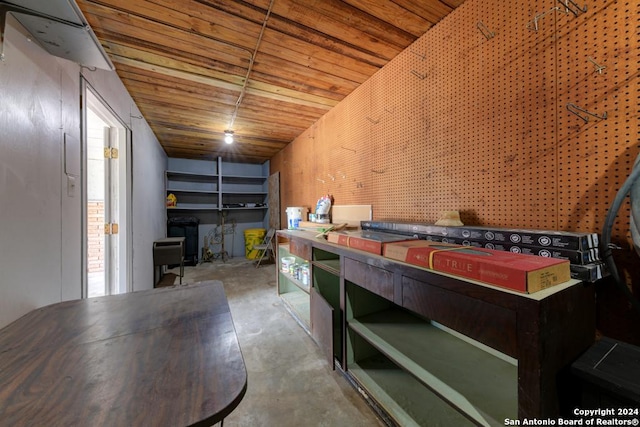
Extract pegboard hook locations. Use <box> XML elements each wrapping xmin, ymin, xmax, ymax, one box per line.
<box><xmin>477</xmin><ymin>21</ymin><xmax>495</xmax><ymax>40</ymax></box>
<box><xmin>587</xmin><ymin>57</ymin><xmax>606</xmax><ymax>74</ymax></box>
<box><xmin>527</xmin><ymin>7</ymin><xmax>567</xmax><ymax>31</ymax></box>
<box><xmin>411</xmin><ymin>70</ymin><xmax>426</xmax><ymax>80</ymax></box>
<box><xmin>410</xmin><ymin>50</ymin><xmax>426</xmax><ymax>60</ymax></box>
<box><xmin>566</xmin><ymin>103</ymin><xmax>607</xmax><ymax>123</ymax></box>
<box><xmin>556</xmin><ymin>0</ymin><xmax>587</xmax><ymax>16</ymax></box>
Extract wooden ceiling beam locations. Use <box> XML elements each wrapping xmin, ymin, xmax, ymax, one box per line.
<box><xmin>161</xmin><ymin>140</ymin><xmax>282</xmax><ymax>154</ymax></box>
<box><xmin>142</xmin><ymin>109</ymin><xmax>308</xmax><ymax>138</ymax></box>
<box><xmin>137</xmin><ymin>102</ymin><xmax>320</xmax><ymax>134</ymax></box>
<box><xmin>342</xmin><ymin>0</ymin><xmax>436</xmax><ymax>37</ymax></box>
<box><xmin>161</xmin><ymin>138</ymin><xmax>286</xmax><ymax>154</ymax></box>
<box><xmin>295</xmin><ymin>0</ymin><xmax>418</xmax><ymax>45</ymax></box>
<box><xmin>391</xmin><ymin>0</ymin><xmax>457</xmax><ymax>23</ymax></box>
<box><xmin>79</xmin><ymin>0</ymin><xmax>258</xmax><ymax>57</ymax></box>
<box><xmin>107</xmin><ymin>48</ymin><xmax>338</xmax><ymax>109</ymax></box>
<box><xmin>258</xmin><ymin>32</ymin><xmax>375</xmax><ymax>84</ymax></box>
<box><xmin>119</xmin><ymin>72</ymin><xmax>326</xmax><ymax>124</ymax></box>
<box><xmin>259</xmin><ymin>0</ymin><xmax>405</xmax><ymax>59</ymax></box>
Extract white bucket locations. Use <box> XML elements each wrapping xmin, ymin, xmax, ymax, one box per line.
<box><xmin>286</xmin><ymin>206</ymin><xmax>306</xmax><ymax>229</ymax></box>
<box><xmin>281</xmin><ymin>256</ymin><xmax>295</xmax><ymax>273</ymax></box>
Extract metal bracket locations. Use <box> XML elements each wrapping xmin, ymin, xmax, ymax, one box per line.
<box><xmin>527</xmin><ymin>6</ymin><xmax>567</xmax><ymax>31</ymax></box>
<box><xmin>0</xmin><ymin>1</ymin><xmax>85</xmax><ymax>61</ymax></box>
<box><xmin>477</xmin><ymin>21</ymin><xmax>495</xmax><ymax>40</ymax></box>
<box><xmin>587</xmin><ymin>56</ymin><xmax>606</xmax><ymax>74</ymax></box>
<box><xmin>557</xmin><ymin>0</ymin><xmax>587</xmax><ymax>17</ymax></box>
<box><xmin>410</xmin><ymin>50</ymin><xmax>426</xmax><ymax>60</ymax></box>
<box><xmin>411</xmin><ymin>70</ymin><xmax>426</xmax><ymax>80</ymax></box>
<box><xmin>566</xmin><ymin>103</ymin><xmax>607</xmax><ymax>122</ymax></box>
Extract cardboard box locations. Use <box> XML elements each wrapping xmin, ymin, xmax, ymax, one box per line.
<box><xmin>326</xmin><ymin>231</ymin><xmax>350</xmax><ymax>246</ymax></box>
<box><xmin>395</xmin><ymin>234</ymin><xmax>600</xmax><ymax>266</ymax></box>
<box><xmin>327</xmin><ymin>231</ymin><xmax>415</xmax><ymax>255</ymax></box>
<box><xmin>384</xmin><ymin>240</ymin><xmax>571</xmax><ymax>293</ymax></box>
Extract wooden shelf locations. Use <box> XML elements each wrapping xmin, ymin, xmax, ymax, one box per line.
<box><xmin>222</xmin><ymin>206</ymin><xmax>268</xmax><ymax>211</ymax></box>
<box><xmin>166</xmin><ymin>188</ymin><xmax>219</xmax><ymax>195</ymax></box>
<box><xmin>349</xmin><ymin>309</ymin><xmax>518</xmax><ymax>426</ymax></box>
<box><xmin>221</xmin><ymin>175</ymin><xmax>267</xmax><ymax>181</ymax></box>
<box><xmin>313</xmin><ymin>259</ymin><xmax>340</xmax><ymax>275</ymax></box>
<box><xmin>222</xmin><ymin>191</ymin><xmax>268</xmax><ymax>195</ymax></box>
<box><xmin>349</xmin><ymin>355</ymin><xmax>475</xmax><ymax>427</ymax></box>
<box><xmin>166</xmin><ymin>170</ymin><xmax>218</xmax><ymax>179</ymax></box>
<box><xmin>279</xmin><ymin>271</ymin><xmax>309</xmax><ymax>294</ymax></box>
<box><xmin>168</xmin><ymin>203</ymin><xmax>218</xmax><ymax>210</ymax></box>
<box><xmin>281</xmin><ymin>289</ymin><xmax>310</xmax><ymax>327</ymax></box>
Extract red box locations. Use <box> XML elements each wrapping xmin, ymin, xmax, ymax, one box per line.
<box><xmin>384</xmin><ymin>240</ymin><xmax>571</xmax><ymax>293</ymax></box>
<box><xmin>327</xmin><ymin>231</ymin><xmax>415</xmax><ymax>255</ymax></box>
<box><xmin>347</xmin><ymin>235</ymin><xmax>384</xmax><ymax>254</ymax></box>
<box><xmin>327</xmin><ymin>232</ymin><xmax>350</xmax><ymax>246</ymax></box>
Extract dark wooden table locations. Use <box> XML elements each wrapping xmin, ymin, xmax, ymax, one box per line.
<box><xmin>0</xmin><ymin>281</ymin><xmax>247</xmax><ymax>426</ymax></box>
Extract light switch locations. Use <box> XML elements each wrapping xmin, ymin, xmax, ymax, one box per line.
<box><xmin>67</xmin><ymin>175</ymin><xmax>76</xmax><ymax>197</ymax></box>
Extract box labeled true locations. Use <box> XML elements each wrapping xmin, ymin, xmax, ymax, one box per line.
<box><xmin>383</xmin><ymin>240</ymin><xmax>571</xmax><ymax>293</ymax></box>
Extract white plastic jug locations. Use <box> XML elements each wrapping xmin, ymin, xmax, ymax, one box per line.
<box><xmin>286</xmin><ymin>207</ymin><xmax>306</xmax><ymax>229</ymax></box>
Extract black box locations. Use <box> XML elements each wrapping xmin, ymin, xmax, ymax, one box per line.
<box><xmin>361</xmin><ymin>221</ymin><xmax>599</xmax><ymax>251</ymax></box>
<box><xmin>445</xmin><ymin>226</ymin><xmax>599</xmax><ymax>251</ymax></box>
<box><xmin>476</xmin><ymin>241</ymin><xmax>600</xmax><ymax>265</ymax></box>
<box><xmin>572</xmin><ymin>337</ymin><xmax>640</xmax><ymax>407</ymax></box>
<box><xmin>167</xmin><ymin>216</ymin><xmax>199</xmax><ymax>265</ymax></box>
<box><xmin>570</xmin><ymin>262</ymin><xmax>608</xmax><ymax>283</ymax></box>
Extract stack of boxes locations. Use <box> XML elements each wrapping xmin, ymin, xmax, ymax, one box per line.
<box><xmin>327</xmin><ymin>228</ymin><xmax>573</xmax><ymax>293</ymax></box>
<box><xmin>360</xmin><ymin>221</ymin><xmax>606</xmax><ymax>283</ymax></box>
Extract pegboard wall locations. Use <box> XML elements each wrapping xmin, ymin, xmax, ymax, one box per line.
<box><xmin>271</xmin><ymin>0</ymin><xmax>639</xmax><ymax>247</ymax></box>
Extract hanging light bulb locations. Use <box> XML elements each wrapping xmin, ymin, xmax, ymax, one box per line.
<box><xmin>224</xmin><ymin>130</ymin><xmax>234</xmax><ymax>144</ymax></box>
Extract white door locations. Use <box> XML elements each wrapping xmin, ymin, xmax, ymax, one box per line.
<box><xmin>84</xmin><ymin>88</ymin><xmax>130</xmax><ymax>297</ymax></box>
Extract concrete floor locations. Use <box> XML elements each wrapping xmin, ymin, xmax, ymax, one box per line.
<box><xmin>167</xmin><ymin>258</ymin><xmax>385</xmax><ymax>427</ymax></box>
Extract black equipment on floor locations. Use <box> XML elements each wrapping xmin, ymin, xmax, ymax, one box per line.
<box><xmin>572</xmin><ymin>337</ymin><xmax>640</xmax><ymax>408</ymax></box>
<box><xmin>168</xmin><ymin>216</ymin><xmax>199</xmax><ymax>265</ymax></box>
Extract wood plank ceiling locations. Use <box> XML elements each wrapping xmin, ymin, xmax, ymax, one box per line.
<box><xmin>76</xmin><ymin>0</ymin><xmax>464</xmax><ymax>163</ymax></box>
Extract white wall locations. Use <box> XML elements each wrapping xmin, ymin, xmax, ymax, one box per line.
<box><xmin>0</xmin><ymin>15</ymin><xmax>166</xmax><ymax>328</ymax></box>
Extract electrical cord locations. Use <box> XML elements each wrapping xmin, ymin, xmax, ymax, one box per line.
<box><xmin>601</xmin><ymin>151</ymin><xmax>640</xmax><ymax>316</ymax></box>
<box><xmin>631</xmin><ymin>155</ymin><xmax>640</xmax><ymax>256</ymax></box>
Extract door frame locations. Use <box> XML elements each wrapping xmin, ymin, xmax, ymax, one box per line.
<box><xmin>81</xmin><ymin>78</ymin><xmax>133</xmax><ymax>298</ymax></box>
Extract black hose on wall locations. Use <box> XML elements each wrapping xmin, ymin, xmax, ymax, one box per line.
<box><xmin>601</xmin><ymin>151</ymin><xmax>640</xmax><ymax>317</ymax></box>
